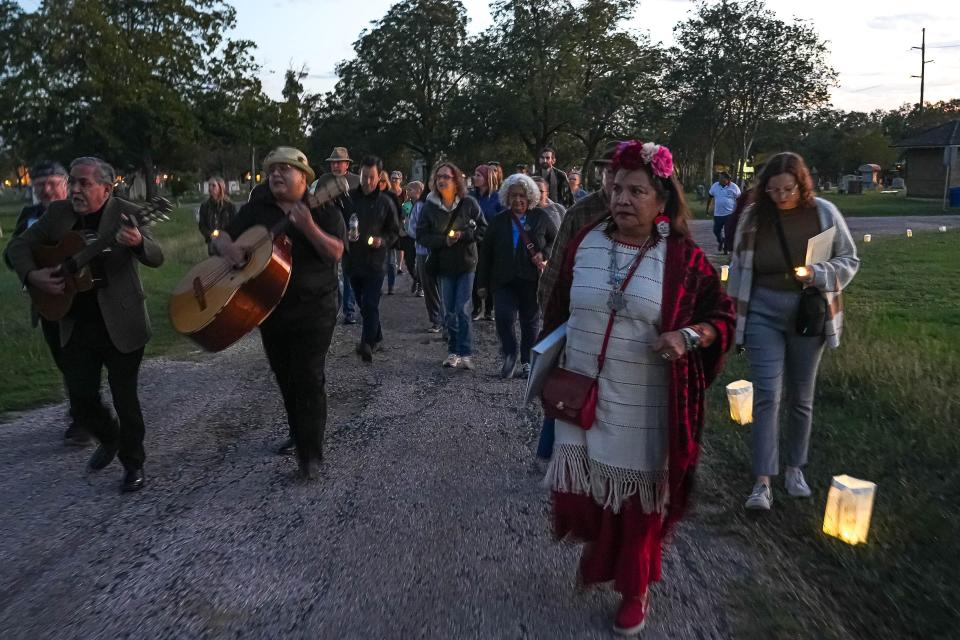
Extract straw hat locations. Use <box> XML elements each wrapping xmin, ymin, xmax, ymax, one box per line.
<box><xmin>263</xmin><ymin>147</ymin><xmax>315</xmax><ymax>183</ymax></box>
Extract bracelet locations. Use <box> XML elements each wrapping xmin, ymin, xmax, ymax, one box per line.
<box><xmin>679</xmin><ymin>327</ymin><xmax>701</xmax><ymax>352</ymax></box>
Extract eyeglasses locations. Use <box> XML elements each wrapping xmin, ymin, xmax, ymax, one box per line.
<box><xmin>268</xmin><ymin>163</ymin><xmax>295</xmax><ymax>174</ymax></box>
<box><xmin>766</xmin><ymin>184</ymin><xmax>799</xmax><ymax>197</ymax></box>
<box><xmin>435</xmin><ymin>173</ymin><xmax>455</xmax><ymax>180</ymax></box>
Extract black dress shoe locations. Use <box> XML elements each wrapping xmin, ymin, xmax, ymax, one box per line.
<box><xmin>64</xmin><ymin>424</ymin><xmax>93</xmax><ymax>447</ymax></box>
<box><xmin>121</xmin><ymin>468</ymin><xmax>145</xmax><ymax>492</ymax></box>
<box><xmin>358</xmin><ymin>342</ymin><xmax>373</xmax><ymax>363</ymax></box>
<box><xmin>276</xmin><ymin>437</ymin><xmax>296</xmax><ymax>456</ymax></box>
<box><xmin>88</xmin><ymin>444</ymin><xmax>118</xmax><ymax>471</ymax></box>
<box><xmin>297</xmin><ymin>457</ymin><xmax>321</xmax><ymax>481</ymax></box>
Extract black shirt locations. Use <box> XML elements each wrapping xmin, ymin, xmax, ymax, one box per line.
<box><xmin>341</xmin><ymin>186</ymin><xmax>400</xmax><ymax>275</ymax></box>
<box><xmin>226</xmin><ymin>187</ymin><xmax>346</xmax><ymax>326</ymax></box>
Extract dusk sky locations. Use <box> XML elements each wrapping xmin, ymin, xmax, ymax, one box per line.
<box><xmin>17</xmin><ymin>0</ymin><xmax>960</xmax><ymax>113</ymax></box>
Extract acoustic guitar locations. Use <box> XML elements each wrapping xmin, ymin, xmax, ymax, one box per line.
<box><xmin>29</xmin><ymin>196</ymin><xmax>173</xmax><ymax>321</ymax></box>
<box><xmin>169</xmin><ymin>174</ymin><xmax>350</xmax><ymax>352</ymax></box>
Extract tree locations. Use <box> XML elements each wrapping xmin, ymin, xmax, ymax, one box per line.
<box><xmin>311</xmin><ymin>0</ymin><xmax>470</xmax><ymax>171</ymax></box>
<box><xmin>8</xmin><ymin>0</ymin><xmax>261</xmax><ymax>197</ymax></box>
<box><xmin>668</xmin><ymin>0</ymin><xmax>834</xmax><ymax>185</ymax></box>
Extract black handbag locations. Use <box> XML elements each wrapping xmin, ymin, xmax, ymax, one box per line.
<box><xmin>771</xmin><ymin>215</ymin><xmax>827</xmax><ymax>338</ymax></box>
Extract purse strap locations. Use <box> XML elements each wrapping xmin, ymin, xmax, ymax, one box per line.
<box><xmin>509</xmin><ymin>213</ymin><xmax>539</xmax><ymax>262</ymax></box>
<box><xmin>771</xmin><ymin>214</ymin><xmax>804</xmax><ymax>289</ymax></box>
<box><xmin>596</xmin><ymin>237</ymin><xmax>658</xmax><ymax>374</ymax></box>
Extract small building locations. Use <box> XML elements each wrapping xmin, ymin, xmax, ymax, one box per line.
<box><xmin>891</xmin><ymin>120</ymin><xmax>960</xmax><ymax>198</ymax></box>
<box><xmin>858</xmin><ymin>164</ymin><xmax>881</xmax><ymax>189</ymax></box>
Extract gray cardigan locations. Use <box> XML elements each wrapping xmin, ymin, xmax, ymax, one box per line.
<box><xmin>727</xmin><ymin>197</ymin><xmax>859</xmax><ymax>348</ymax></box>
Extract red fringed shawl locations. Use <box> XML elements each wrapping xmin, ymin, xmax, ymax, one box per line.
<box><xmin>541</xmin><ymin>222</ymin><xmax>736</xmax><ymax>537</ymax></box>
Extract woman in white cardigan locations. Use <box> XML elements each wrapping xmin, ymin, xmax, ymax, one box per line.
<box><xmin>728</xmin><ymin>152</ymin><xmax>859</xmax><ymax>511</ymax></box>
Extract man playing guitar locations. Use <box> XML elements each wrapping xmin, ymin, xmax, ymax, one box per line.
<box><xmin>6</xmin><ymin>157</ymin><xmax>164</xmax><ymax>492</ymax></box>
<box><xmin>214</xmin><ymin>147</ymin><xmax>346</xmax><ymax>480</ymax></box>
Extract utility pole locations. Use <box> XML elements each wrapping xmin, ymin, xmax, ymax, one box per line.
<box><xmin>911</xmin><ymin>28</ymin><xmax>935</xmax><ymax>127</ymax></box>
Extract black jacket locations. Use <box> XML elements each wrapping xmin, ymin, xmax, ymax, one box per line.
<box><xmin>541</xmin><ymin>167</ymin><xmax>574</xmax><ymax>207</ymax></box>
<box><xmin>478</xmin><ymin>207</ymin><xmax>558</xmax><ymax>291</ymax></box>
<box><xmin>226</xmin><ymin>185</ymin><xmax>345</xmax><ymax>326</ymax></box>
<box><xmin>342</xmin><ymin>186</ymin><xmax>400</xmax><ymax>275</ymax></box>
<box><xmin>198</xmin><ymin>198</ymin><xmax>238</xmax><ymax>243</ymax></box>
<box><xmin>416</xmin><ymin>193</ymin><xmax>487</xmax><ymax>275</ymax></box>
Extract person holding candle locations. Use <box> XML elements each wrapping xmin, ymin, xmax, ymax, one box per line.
<box><xmin>416</xmin><ymin>162</ymin><xmax>487</xmax><ymax>369</ymax></box>
<box><xmin>727</xmin><ymin>152</ymin><xmax>859</xmax><ymax>511</ymax></box>
<box><xmin>342</xmin><ymin>155</ymin><xmax>400</xmax><ymax>362</ymax></box>
<box><xmin>477</xmin><ymin>173</ymin><xmax>557</xmax><ymax>379</ymax></box>
<box><xmin>540</xmin><ymin>140</ymin><xmax>735</xmax><ymax>635</ymax></box>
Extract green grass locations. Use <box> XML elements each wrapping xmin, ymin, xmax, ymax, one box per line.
<box><xmin>819</xmin><ymin>190</ymin><xmax>952</xmax><ymax>217</ymax></box>
<box><xmin>0</xmin><ymin>200</ymin><xmax>208</xmax><ymax>414</ymax></box>
<box><xmin>707</xmin><ymin>232</ymin><xmax>959</xmax><ymax>638</ymax></box>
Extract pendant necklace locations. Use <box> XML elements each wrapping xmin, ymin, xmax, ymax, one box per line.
<box><xmin>606</xmin><ymin>234</ymin><xmax>653</xmax><ymax>313</ymax></box>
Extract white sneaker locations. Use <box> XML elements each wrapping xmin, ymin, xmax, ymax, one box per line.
<box><xmin>744</xmin><ymin>482</ymin><xmax>773</xmax><ymax>510</ymax></box>
<box><xmin>458</xmin><ymin>356</ymin><xmax>475</xmax><ymax>370</ymax></box>
<box><xmin>785</xmin><ymin>467</ymin><xmax>812</xmax><ymax>498</ymax></box>
<box><xmin>442</xmin><ymin>354</ymin><xmax>460</xmax><ymax>368</ymax></box>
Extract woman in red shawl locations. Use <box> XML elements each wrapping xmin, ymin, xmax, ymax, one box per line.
<box><xmin>541</xmin><ymin>140</ymin><xmax>735</xmax><ymax>635</ymax></box>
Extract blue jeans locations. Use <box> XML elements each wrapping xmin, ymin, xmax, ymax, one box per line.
<box><xmin>745</xmin><ymin>287</ymin><xmax>825</xmax><ymax>476</ymax></box>
<box><xmin>341</xmin><ymin>269</ymin><xmax>356</xmax><ymax>319</ymax></box>
<box><xmin>438</xmin><ymin>272</ymin><xmax>475</xmax><ymax>356</ymax></box>
<box><xmin>712</xmin><ymin>214</ymin><xmax>729</xmax><ymax>246</ymax></box>
<box><xmin>536</xmin><ymin>417</ymin><xmax>555</xmax><ymax>460</ymax></box>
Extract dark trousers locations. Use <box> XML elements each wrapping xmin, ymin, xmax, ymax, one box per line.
<box><xmin>493</xmin><ymin>279</ymin><xmax>540</xmax><ymax>364</ymax></box>
<box><xmin>712</xmin><ymin>215</ymin><xmax>728</xmax><ymax>247</ymax></box>
<box><xmin>350</xmin><ymin>271</ymin><xmax>385</xmax><ymax>347</ymax></box>
<box><xmin>60</xmin><ymin>316</ymin><xmax>146</xmax><ymax>470</ymax></box>
<box><xmin>261</xmin><ymin>307</ymin><xmax>337</xmax><ymax>465</ymax></box>
<box><xmin>399</xmin><ymin>238</ymin><xmax>418</xmax><ymax>284</ymax></box>
<box><xmin>416</xmin><ymin>255</ymin><xmax>443</xmax><ymax>325</ymax></box>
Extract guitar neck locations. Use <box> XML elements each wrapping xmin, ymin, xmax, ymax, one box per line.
<box><xmin>62</xmin><ymin>223</ymin><xmax>122</xmax><ymax>273</ymax></box>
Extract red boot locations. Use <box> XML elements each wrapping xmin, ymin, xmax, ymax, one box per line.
<box><xmin>613</xmin><ymin>591</ymin><xmax>650</xmax><ymax>636</ymax></box>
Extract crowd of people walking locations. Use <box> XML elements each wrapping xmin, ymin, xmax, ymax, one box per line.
<box><xmin>5</xmin><ymin>137</ymin><xmax>860</xmax><ymax>636</ymax></box>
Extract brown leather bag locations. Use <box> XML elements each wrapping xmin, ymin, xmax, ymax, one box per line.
<box><xmin>540</xmin><ymin>237</ymin><xmax>657</xmax><ymax>430</ymax></box>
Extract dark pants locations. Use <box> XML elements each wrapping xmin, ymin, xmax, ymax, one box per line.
<box><xmin>260</xmin><ymin>303</ymin><xmax>337</xmax><ymax>465</ymax></box>
<box><xmin>416</xmin><ymin>254</ymin><xmax>444</xmax><ymax>325</ymax></box>
<box><xmin>472</xmin><ymin>282</ymin><xmax>493</xmax><ymax>317</ymax></box>
<box><xmin>60</xmin><ymin>315</ymin><xmax>146</xmax><ymax>470</ymax></box>
<box><xmin>41</xmin><ymin>317</ymin><xmax>84</xmax><ymax>428</ymax></box>
<box><xmin>493</xmin><ymin>279</ymin><xmax>540</xmax><ymax>363</ymax></box>
<box><xmin>399</xmin><ymin>238</ymin><xmax>418</xmax><ymax>285</ymax></box>
<box><xmin>712</xmin><ymin>215</ymin><xmax>728</xmax><ymax>247</ymax></box>
<box><xmin>350</xmin><ymin>271</ymin><xmax>385</xmax><ymax>347</ymax></box>
<box><xmin>537</xmin><ymin>417</ymin><xmax>555</xmax><ymax>460</ymax></box>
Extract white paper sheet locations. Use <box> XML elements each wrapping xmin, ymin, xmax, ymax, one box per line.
<box><xmin>804</xmin><ymin>226</ymin><xmax>836</xmax><ymax>266</ymax></box>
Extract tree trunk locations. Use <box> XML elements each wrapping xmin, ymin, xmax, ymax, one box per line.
<box><xmin>704</xmin><ymin>146</ymin><xmax>715</xmax><ymax>191</ymax></box>
<box><xmin>142</xmin><ymin>150</ymin><xmax>156</xmax><ymax>201</ymax></box>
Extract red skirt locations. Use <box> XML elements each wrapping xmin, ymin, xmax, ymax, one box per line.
<box><xmin>553</xmin><ymin>491</ymin><xmax>664</xmax><ymax>598</ymax></box>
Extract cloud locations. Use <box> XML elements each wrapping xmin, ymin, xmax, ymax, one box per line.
<box><xmin>866</xmin><ymin>13</ymin><xmax>938</xmax><ymax>30</ymax></box>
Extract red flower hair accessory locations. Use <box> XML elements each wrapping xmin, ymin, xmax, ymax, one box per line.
<box><xmin>612</xmin><ymin>139</ymin><xmax>674</xmax><ymax>179</ymax></box>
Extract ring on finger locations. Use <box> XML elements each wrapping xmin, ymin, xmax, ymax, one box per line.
<box><xmin>661</xmin><ymin>352</ymin><xmax>671</xmax><ymax>360</ymax></box>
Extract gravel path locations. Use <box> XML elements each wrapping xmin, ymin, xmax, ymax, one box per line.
<box><xmin>0</xmin><ymin>273</ymin><xmax>760</xmax><ymax>639</ymax></box>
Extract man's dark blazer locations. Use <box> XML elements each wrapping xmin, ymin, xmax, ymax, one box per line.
<box><xmin>5</xmin><ymin>197</ymin><xmax>164</xmax><ymax>353</ymax></box>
